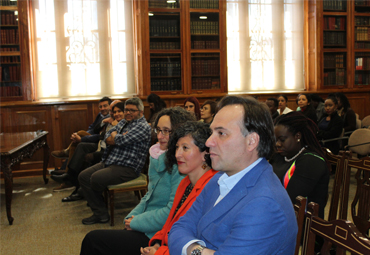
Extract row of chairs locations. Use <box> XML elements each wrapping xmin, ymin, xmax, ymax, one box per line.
<box><xmin>295</xmin><ymin>196</ymin><xmax>370</xmax><ymax>255</ymax></box>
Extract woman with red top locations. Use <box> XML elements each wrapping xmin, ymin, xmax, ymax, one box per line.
<box><xmin>184</xmin><ymin>96</ymin><xmax>201</xmax><ymax>120</ymax></box>
<box><xmin>297</xmin><ymin>93</ymin><xmax>317</xmax><ymax>124</ymax></box>
<box><xmin>140</xmin><ymin>121</ymin><xmax>217</xmax><ymax>255</ymax></box>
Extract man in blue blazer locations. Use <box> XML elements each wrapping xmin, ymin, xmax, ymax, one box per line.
<box><xmin>168</xmin><ymin>96</ymin><xmax>298</xmax><ymax>255</ymax></box>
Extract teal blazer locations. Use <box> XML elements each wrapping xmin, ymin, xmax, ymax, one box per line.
<box><xmin>125</xmin><ymin>152</ymin><xmax>184</xmax><ymax>239</ymax></box>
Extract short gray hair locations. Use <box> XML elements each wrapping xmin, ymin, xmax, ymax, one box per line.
<box><xmin>125</xmin><ymin>97</ymin><xmax>144</xmax><ymax>111</ymax></box>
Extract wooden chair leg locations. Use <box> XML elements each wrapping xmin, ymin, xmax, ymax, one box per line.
<box><xmin>104</xmin><ymin>189</ymin><xmax>108</xmax><ymax>208</ymax></box>
<box><xmin>109</xmin><ymin>191</ymin><xmax>115</xmax><ymax>226</ymax></box>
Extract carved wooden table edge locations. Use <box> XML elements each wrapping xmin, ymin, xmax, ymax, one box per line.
<box><xmin>0</xmin><ymin>131</ymin><xmax>50</xmax><ymax>225</ymax></box>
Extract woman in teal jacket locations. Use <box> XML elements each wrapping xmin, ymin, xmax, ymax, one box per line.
<box><xmin>80</xmin><ymin>107</ymin><xmax>195</xmax><ymax>255</ymax></box>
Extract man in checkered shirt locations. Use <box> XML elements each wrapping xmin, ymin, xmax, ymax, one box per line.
<box><xmin>79</xmin><ymin>97</ymin><xmax>151</xmax><ymax>225</ymax></box>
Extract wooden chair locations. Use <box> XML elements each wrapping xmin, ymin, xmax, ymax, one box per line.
<box><xmin>324</xmin><ymin>148</ymin><xmax>352</xmax><ymax>221</ymax></box>
<box><xmin>104</xmin><ymin>173</ymin><xmax>148</xmax><ymax>226</ymax></box>
<box><xmin>302</xmin><ymin>202</ymin><xmax>370</xmax><ymax>255</ymax></box>
<box><xmin>294</xmin><ymin>196</ymin><xmax>307</xmax><ymax>255</ymax></box>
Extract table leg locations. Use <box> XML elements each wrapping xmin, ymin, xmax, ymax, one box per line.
<box><xmin>43</xmin><ymin>142</ymin><xmax>50</xmax><ymax>184</ymax></box>
<box><xmin>1</xmin><ymin>158</ymin><xmax>14</xmax><ymax>225</ymax></box>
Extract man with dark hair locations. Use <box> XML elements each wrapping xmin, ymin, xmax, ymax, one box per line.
<box><xmin>78</xmin><ymin>97</ymin><xmax>151</xmax><ymax>225</ymax></box>
<box><xmin>168</xmin><ymin>96</ymin><xmax>297</xmax><ymax>255</ymax></box>
<box><xmin>51</xmin><ymin>96</ymin><xmax>112</xmax><ymax>191</ymax></box>
<box><xmin>266</xmin><ymin>97</ymin><xmax>279</xmax><ymax>121</ymax></box>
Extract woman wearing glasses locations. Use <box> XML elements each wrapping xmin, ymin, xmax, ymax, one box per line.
<box><xmin>80</xmin><ymin>107</ymin><xmax>196</xmax><ymax>255</ymax></box>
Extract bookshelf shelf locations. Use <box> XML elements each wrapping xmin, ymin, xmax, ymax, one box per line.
<box><xmin>136</xmin><ymin>0</ymin><xmax>226</xmax><ymax>96</ymax></box>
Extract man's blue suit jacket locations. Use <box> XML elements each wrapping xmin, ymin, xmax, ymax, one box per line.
<box><xmin>168</xmin><ymin>158</ymin><xmax>298</xmax><ymax>255</ymax></box>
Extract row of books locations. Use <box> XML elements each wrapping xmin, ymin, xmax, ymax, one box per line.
<box><xmin>355</xmin><ymin>0</ymin><xmax>370</xmax><ymax>6</ymax></box>
<box><xmin>1</xmin><ymin>29</ymin><xmax>19</xmax><ymax>45</ymax></box>
<box><xmin>355</xmin><ymin>74</ymin><xmax>370</xmax><ymax>85</ymax></box>
<box><xmin>323</xmin><ymin>69</ymin><xmax>346</xmax><ymax>86</ymax></box>
<box><xmin>324</xmin><ymin>17</ymin><xmax>345</xmax><ymax>30</ymax></box>
<box><xmin>323</xmin><ymin>31</ymin><xmax>346</xmax><ymax>46</ymax></box>
<box><xmin>192</xmin><ymin>78</ymin><xmax>220</xmax><ymax>90</ymax></box>
<box><xmin>323</xmin><ymin>0</ymin><xmax>346</xmax><ymax>11</ymax></box>
<box><xmin>1</xmin><ymin>12</ymin><xmax>18</xmax><ymax>25</ymax></box>
<box><xmin>150</xmin><ymin>61</ymin><xmax>181</xmax><ymax>77</ymax></box>
<box><xmin>0</xmin><ymin>47</ymin><xmax>18</xmax><ymax>51</ymax></box>
<box><xmin>355</xmin><ymin>42</ymin><xmax>370</xmax><ymax>48</ymax></box>
<box><xmin>149</xmin><ymin>0</ymin><xmax>178</xmax><ymax>9</ymax></box>
<box><xmin>324</xmin><ymin>54</ymin><xmax>345</xmax><ymax>68</ymax></box>
<box><xmin>190</xmin><ymin>21</ymin><xmax>219</xmax><ymax>35</ymax></box>
<box><xmin>1</xmin><ymin>56</ymin><xmax>20</xmax><ymax>63</ymax></box>
<box><xmin>150</xmin><ymin>41</ymin><xmax>180</xmax><ymax>50</ymax></box>
<box><xmin>190</xmin><ymin>0</ymin><xmax>219</xmax><ymax>9</ymax></box>
<box><xmin>355</xmin><ymin>17</ymin><xmax>370</xmax><ymax>26</ymax></box>
<box><xmin>191</xmin><ymin>59</ymin><xmax>219</xmax><ymax>75</ymax></box>
<box><xmin>151</xmin><ymin>78</ymin><xmax>181</xmax><ymax>91</ymax></box>
<box><xmin>355</xmin><ymin>57</ymin><xmax>370</xmax><ymax>70</ymax></box>
<box><xmin>0</xmin><ymin>86</ymin><xmax>21</xmax><ymax>97</ymax></box>
<box><xmin>355</xmin><ymin>27</ymin><xmax>370</xmax><ymax>41</ymax></box>
<box><xmin>191</xmin><ymin>40</ymin><xmax>219</xmax><ymax>49</ymax></box>
<box><xmin>0</xmin><ymin>0</ymin><xmax>17</xmax><ymax>6</ymax></box>
<box><xmin>0</xmin><ymin>65</ymin><xmax>21</xmax><ymax>82</ymax></box>
<box><xmin>150</xmin><ymin>20</ymin><xmax>179</xmax><ymax>37</ymax></box>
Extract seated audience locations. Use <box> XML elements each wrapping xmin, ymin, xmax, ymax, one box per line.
<box><xmin>266</xmin><ymin>97</ymin><xmax>279</xmax><ymax>120</ymax></box>
<box><xmin>297</xmin><ymin>93</ymin><xmax>317</xmax><ymax>124</ymax></box>
<box><xmin>80</xmin><ymin>107</ymin><xmax>195</xmax><ymax>254</ymax></box>
<box><xmin>168</xmin><ymin>96</ymin><xmax>297</xmax><ymax>255</ymax></box>
<box><xmin>310</xmin><ymin>94</ymin><xmax>325</xmax><ymax>121</ymax></box>
<box><xmin>270</xmin><ymin>112</ymin><xmax>330</xmax><ymax>219</ymax></box>
<box><xmin>52</xmin><ymin>101</ymin><xmax>124</xmax><ymax>202</ymax></box>
<box><xmin>317</xmin><ymin>95</ymin><xmax>344</xmax><ymax>155</ymax></box>
<box><xmin>147</xmin><ymin>93</ymin><xmax>167</xmax><ymax>125</ymax></box>
<box><xmin>78</xmin><ymin>97</ymin><xmax>151</xmax><ymax>225</ymax></box>
<box><xmin>335</xmin><ymin>92</ymin><xmax>356</xmax><ymax>133</ymax></box>
<box><xmin>184</xmin><ymin>96</ymin><xmax>201</xmax><ymax>120</ymax></box>
<box><xmin>51</xmin><ymin>97</ymin><xmax>112</xmax><ymax>191</ymax></box>
<box><xmin>277</xmin><ymin>94</ymin><xmax>293</xmax><ymax>115</ymax></box>
<box><xmin>200</xmin><ymin>100</ymin><xmax>217</xmax><ymax>124</ymax></box>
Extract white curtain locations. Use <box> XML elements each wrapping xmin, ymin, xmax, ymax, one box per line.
<box><xmin>227</xmin><ymin>0</ymin><xmax>304</xmax><ymax>92</ymax></box>
<box><xmin>32</xmin><ymin>0</ymin><xmax>135</xmax><ymax>100</ymax></box>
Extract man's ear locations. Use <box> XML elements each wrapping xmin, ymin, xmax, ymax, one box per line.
<box><xmin>246</xmin><ymin>132</ymin><xmax>260</xmax><ymax>152</ymax></box>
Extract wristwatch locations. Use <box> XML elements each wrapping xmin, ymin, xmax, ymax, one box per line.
<box><xmin>191</xmin><ymin>245</ymin><xmax>205</xmax><ymax>255</ymax></box>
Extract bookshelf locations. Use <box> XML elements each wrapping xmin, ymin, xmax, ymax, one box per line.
<box><xmin>135</xmin><ymin>0</ymin><xmax>227</xmax><ymax>96</ymax></box>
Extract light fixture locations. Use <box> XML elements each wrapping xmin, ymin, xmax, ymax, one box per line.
<box><xmin>167</xmin><ymin>0</ymin><xmax>176</xmax><ymax>3</ymax></box>
<box><xmin>199</xmin><ymin>16</ymin><xmax>207</xmax><ymax>20</ymax></box>
<box><xmin>14</xmin><ymin>11</ymin><xmax>18</xmax><ymax>16</ymax></box>
<box><xmin>149</xmin><ymin>12</ymin><xmax>154</xmax><ymax>16</ymax></box>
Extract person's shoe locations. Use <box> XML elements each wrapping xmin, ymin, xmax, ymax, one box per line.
<box><xmin>53</xmin><ymin>183</ymin><xmax>75</xmax><ymax>192</ymax></box>
<box><xmin>51</xmin><ymin>149</ymin><xmax>69</xmax><ymax>159</ymax></box>
<box><xmin>82</xmin><ymin>214</ymin><xmax>110</xmax><ymax>225</ymax></box>
<box><xmin>50</xmin><ymin>169</ymin><xmax>66</xmax><ymax>176</ymax></box>
<box><xmin>62</xmin><ymin>193</ymin><xmax>84</xmax><ymax>202</ymax></box>
<box><xmin>51</xmin><ymin>173</ymin><xmax>69</xmax><ymax>183</ymax></box>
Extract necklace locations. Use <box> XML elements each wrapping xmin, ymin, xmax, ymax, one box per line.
<box><xmin>284</xmin><ymin>147</ymin><xmax>306</xmax><ymax>162</ymax></box>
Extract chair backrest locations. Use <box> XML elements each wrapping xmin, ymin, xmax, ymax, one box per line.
<box><xmin>294</xmin><ymin>196</ymin><xmax>307</xmax><ymax>255</ymax></box>
<box><xmin>355</xmin><ymin>113</ymin><xmax>361</xmax><ymax>129</ymax></box>
<box><xmin>346</xmin><ymin>155</ymin><xmax>370</xmax><ymax>237</ymax></box>
<box><xmin>302</xmin><ymin>202</ymin><xmax>370</xmax><ymax>255</ymax></box>
<box><xmin>362</xmin><ymin>115</ymin><xmax>370</xmax><ymax>128</ymax></box>
<box><xmin>324</xmin><ymin>149</ymin><xmax>352</xmax><ymax>221</ymax></box>
<box><xmin>348</xmin><ymin>128</ymin><xmax>370</xmax><ymax>156</ymax></box>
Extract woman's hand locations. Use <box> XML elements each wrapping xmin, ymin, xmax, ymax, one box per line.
<box><xmin>124</xmin><ymin>215</ymin><xmax>134</xmax><ymax>230</ymax></box>
<box><xmin>140</xmin><ymin>243</ymin><xmax>160</xmax><ymax>255</ymax></box>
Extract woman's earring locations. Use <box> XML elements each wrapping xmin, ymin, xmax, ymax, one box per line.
<box><xmin>297</xmin><ymin>139</ymin><xmax>300</xmax><ymax>142</ymax></box>
<box><xmin>202</xmin><ymin>163</ymin><xmax>207</xmax><ymax>170</ymax></box>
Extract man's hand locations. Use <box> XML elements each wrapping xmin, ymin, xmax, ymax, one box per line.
<box><xmin>70</xmin><ymin>133</ymin><xmax>81</xmax><ymax>143</ymax></box>
<box><xmin>124</xmin><ymin>215</ymin><xmax>134</xmax><ymax>230</ymax></box>
<box><xmin>140</xmin><ymin>243</ymin><xmax>160</xmax><ymax>255</ymax></box>
<box><xmin>106</xmin><ymin>131</ymin><xmax>118</xmax><ymax>145</ymax></box>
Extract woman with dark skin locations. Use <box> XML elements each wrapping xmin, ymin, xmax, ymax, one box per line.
<box><xmin>147</xmin><ymin>93</ymin><xmax>167</xmax><ymax>124</ymax></box>
<box><xmin>297</xmin><ymin>93</ymin><xmax>317</xmax><ymax>124</ymax></box>
<box><xmin>270</xmin><ymin>112</ymin><xmax>329</xmax><ymax>219</ymax></box>
<box><xmin>183</xmin><ymin>96</ymin><xmax>201</xmax><ymax>120</ymax></box>
<box><xmin>335</xmin><ymin>92</ymin><xmax>356</xmax><ymax>133</ymax></box>
<box><xmin>317</xmin><ymin>95</ymin><xmax>344</xmax><ymax>155</ymax></box>
<box><xmin>277</xmin><ymin>95</ymin><xmax>293</xmax><ymax>115</ymax></box>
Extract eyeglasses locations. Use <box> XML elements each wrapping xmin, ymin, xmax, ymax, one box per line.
<box><xmin>154</xmin><ymin>128</ymin><xmax>172</xmax><ymax>136</ymax></box>
<box><xmin>124</xmin><ymin>109</ymin><xmax>139</xmax><ymax>113</ymax></box>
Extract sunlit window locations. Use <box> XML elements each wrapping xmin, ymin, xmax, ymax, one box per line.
<box><xmin>32</xmin><ymin>0</ymin><xmax>134</xmax><ymax>100</ymax></box>
<box><xmin>227</xmin><ymin>0</ymin><xmax>304</xmax><ymax>92</ymax></box>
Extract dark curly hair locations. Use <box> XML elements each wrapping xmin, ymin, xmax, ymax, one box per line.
<box><xmin>166</xmin><ymin>121</ymin><xmax>212</xmax><ymax>171</ymax></box>
<box><xmin>153</xmin><ymin>107</ymin><xmax>196</xmax><ymax>133</ymax></box>
<box><xmin>274</xmin><ymin>111</ymin><xmax>326</xmax><ymax>160</ymax></box>
<box><xmin>147</xmin><ymin>93</ymin><xmax>167</xmax><ymax>118</ymax></box>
